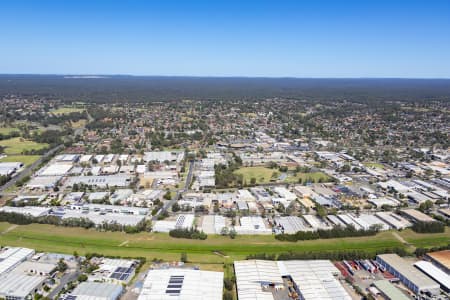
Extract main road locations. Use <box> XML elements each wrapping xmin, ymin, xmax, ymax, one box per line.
<box><xmin>0</xmin><ymin>144</ymin><xmax>64</xmax><ymax>196</ymax></box>
<box><xmin>152</xmin><ymin>160</ymin><xmax>195</xmax><ymax>221</ymax></box>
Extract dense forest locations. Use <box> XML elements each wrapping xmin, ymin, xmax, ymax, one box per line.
<box><xmin>1</xmin><ymin>75</ymin><xmax>450</xmax><ymax>103</ymax></box>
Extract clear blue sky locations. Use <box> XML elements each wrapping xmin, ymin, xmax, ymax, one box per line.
<box><xmin>1</xmin><ymin>0</ymin><xmax>449</xmax><ymax>77</ymax></box>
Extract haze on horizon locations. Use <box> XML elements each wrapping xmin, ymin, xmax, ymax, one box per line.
<box><xmin>0</xmin><ymin>0</ymin><xmax>450</xmax><ymax>78</ymax></box>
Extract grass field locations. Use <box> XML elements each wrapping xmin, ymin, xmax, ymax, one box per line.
<box><xmin>0</xmin><ymin>155</ymin><xmax>41</xmax><ymax>166</ymax></box>
<box><xmin>234</xmin><ymin>167</ymin><xmax>332</xmax><ymax>184</ymax></box>
<box><xmin>284</xmin><ymin>172</ymin><xmax>332</xmax><ymax>183</ymax></box>
<box><xmin>363</xmin><ymin>162</ymin><xmax>385</xmax><ymax>169</ymax></box>
<box><xmin>50</xmin><ymin>107</ymin><xmax>85</xmax><ymax>115</ymax></box>
<box><xmin>0</xmin><ymin>127</ymin><xmax>20</xmax><ymax>135</ymax></box>
<box><xmin>0</xmin><ymin>137</ymin><xmax>49</xmax><ymax>155</ymax></box>
<box><xmin>234</xmin><ymin>166</ymin><xmax>277</xmax><ymax>184</ymax></box>
<box><xmin>70</xmin><ymin>119</ymin><xmax>87</xmax><ymax>128</ymax></box>
<box><xmin>1</xmin><ymin>222</ymin><xmax>448</xmax><ymax>267</ymax></box>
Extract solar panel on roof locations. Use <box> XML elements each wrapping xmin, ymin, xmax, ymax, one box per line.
<box><xmin>120</xmin><ymin>273</ymin><xmax>129</xmax><ymax>280</ymax></box>
<box><xmin>110</xmin><ymin>273</ymin><xmax>121</xmax><ymax>279</ymax></box>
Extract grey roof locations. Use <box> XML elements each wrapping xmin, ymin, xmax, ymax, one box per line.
<box><xmin>71</xmin><ymin>282</ymin><xmax>123</xmax><ymax>298</ymax></box>
<box><xmin>0</xmin><ymin>273</ymin><xmax>46</xmax><ymax>298</ymax></box>
<box><xmin>373</xmin><ymin>280</ymin><xmax>410</xmax><ymax>300</ymax></box>
<box><xmin>377</xmin><ymin>254</ymin><xmax>440</xmax><ymax>290</ymax></box>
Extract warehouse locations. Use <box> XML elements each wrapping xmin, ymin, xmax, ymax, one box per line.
<box><xmin>303</xmin><ymin>214</ymin><xmax>331</xmax><ymax>230</ymax></box>
<box><xmin>414</xmin><ymin>261</ymin><xmax>450</xmax><ymax>292</ymax></box>
<box><xmin>426</xmin><ymin>250</ymin><xmax>450</xmax><ymax>274</ymax></box>
<box><xmin>0</xmin><ymin>273</ymin><xmax>46</xmax><ymax>300</ymax></box>
<box><xmin>65</xmin><ymin>282</ymin><xmax>123</xmax><ymax>300</ymax></box>
<box><xmin>0</xmin><ymin>161</ymin><xmax>23</xmax><ymax>176</ymax></box>
<box><xmin>234</xmin><ymin>260</ymin><xmax>351</xmax><ymax>300</ymax></box>
<box><xmin>352</xmin><ymin>214</ymin><xmax>390</xmax><ymax>231</ymax></box>
<box><xmin>0</xmin><ymin>206</ymin><xmax>51</xmax><ymax>218</ymax></box>
<box><xmin>201</xmin><ymin>215</ymin><xmax>226</xmax><ymax>234</ymax></box>
<box><xmin>337</xmin><ymin>214</ymin><xmax>363</xmax><ymax>230</ymax></box>
<box><xmin>26</xmin><ymin>175</ymin><xmax>61</xmax><ymax>190</ymax></box>
<box><xmin>372</xmin><ymin>280</ymin><xmax>410</xmax><ymax>300</ymax></box>
<box><xmin>12</xmin><ymin>261</ymin><xmax>57</xmax><ymax>276</ymax></box>
<box><xmin>66</xmin><ymin>175</ymin><xmax>132</xmax><ymax>188</ymax></box>
<box><xmin>138</xmin><ymin>268</ymin><xmax>223</xmax><ymax>300</ymax></box>
<box><xmin>274</xmin><ymin>216</ymin><xmax>310</xmax><ymax>234</ymax></box>
<box><xmin>401</xmin><ymin>209</ymin><xmax>436</xmax><ymax>223</ymax></box>
<box><xmin>376</xmin><ymin>254</ymin><xmax>440</xmax><ymax>295</ymax></box>
<box><xmin>39</xmin><ymin>163</ymin><xmax>73</xmax><ymax>176</ymax></box>
<box><xmin>375</xmin><ymin>212</ymin><xmax>412</xmax><ymax>230</ymax></box>
<box><xmin>235</xmin><ymin>216</ymin><xmax>272</xmax><ymax>235</ymax></box>
<box><xmin>0</xmin><ymin>247</ymin><xmax>35</xmax><ymax>276</ymax></box>
<box><xmin>61</xmin><ymin>210</ymin><xmax>146</xmax><ymax>227</ymax></box>
<box><xmin>153</xmin><ymin>214</ymin><xmax>195</xmax><ymax>233</ymax></box>
<box><xmin>327</xmin><ymin>215</ymin><xmax>346</xmax><ymax>227</ymax></box>
<box><xmin>89</xmin><ymin>258</ymin><xmax>136</xmax><ymax>284</ymax></box>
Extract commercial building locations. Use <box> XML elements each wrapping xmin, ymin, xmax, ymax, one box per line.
<box><xmin>273</xmin><ymin>216</ymin><xmax>310</xmax><ymax>234</ymax></box>
<box><xmin>401</xmin><ymin>209</ymin><xmax>436</xmax><ymax>223</ymax></box>
<box><xmin>66</xmin><ymin>175</ymin><xmax>132</xmax><ymax>188</ymax></box>
<box><xmin>375</xmin><ymin>212</ymin><xmax>412</xmax><ymax>230</ymax></box>
<box><xmin>372</xmin><ymin>280</ymin><xmax>410</xmax><ymax>300</ymax></box>
<box><xmin>414</xmin><ymin>261</ymin><xmax>450</xmax><ymax>292</ymax></box>
<box><xmin>426</xmin><ymin>250</ymin><xmax>450</xmax><ymax>274</ymax></box>
<box><xmin>0</xmin><ymin>247</ymin><xmax>35</xmax><ymax>276</ymax></box>
<box><xmin>138</xmin><ymin>268</ymin><xmax>223</xmax><ymax>300</ymax></box>
<box><xmin>234</xmin><ymin>260</ymin><xmax>351</xmax><ymax>300</ymax></box>
<box><xmin>65</xmin><ymin>282</ymin><xmax>123</xmax><ymax>300</ymax></box>
<box><xmin>376</xmin><ymin>254</ymin><xmax>440</xmax><ymax>295</ymax></box>
<box><xmin>0</xmin><ymin>206</ymin><xmax>51</xmax><ymax>218</ymax></box>
<box><xmin>0</xmin><ymin>162</ymin><xmax>23</xmax><ymax>176</ymax></box>
<box><xmin>0</xmin><ymin>273</ymin><xmax>46</xmax><ymax>300</ymax></box>
<box><xmin>39</xmin><ymin>163</ymin><xmax>73</xmax><ymax>176</ymax></box>
<box><xmin>26</xmin><ymin>175</ymin><xmax>61</xmax><ymax>190</ymax></box>
<box><xmin>235</xmin><ymin>216</ymin><xmax>271</xmax><ymax>235</ymax></box>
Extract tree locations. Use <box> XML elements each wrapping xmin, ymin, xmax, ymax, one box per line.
<box><xmin>172</xmin><ymin>202</ymin><xmax>180</xmax><ymax>212</ymax></box>
<box><xmin>223</xmin><ymin>291</ymin><xmax>233</xmax><ymax>300</ymax></box>
<box><xmin>77</xmin><ymin>274</ymin><xmax>88</xmax><ymax>282</ymax></box>
<box><xmin>229</xmin><ymin>228</ymin><xmax>237</xmax><ymax>239</ymax></box>
<box><xmin>220</xmin><ymin>227</ymin><xmax>229</xmax><ymax>236</ymax></box>
<box><xmin>180</xmin><ymin>252</ymin><xmax>188</xmax><ymax>263</ymax></box>
<box><xmin>419</xmin><ymin>200</ymin><xmax>433</xmax><ymax>213</ymax></box>
<box><xmin>57</xmin><ymin>258</ymin><xmax>68</xmax><ymax>272</ymax></box>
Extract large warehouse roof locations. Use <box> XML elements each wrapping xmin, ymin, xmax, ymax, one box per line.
<box><xmin>414</xmin><ymin>261</ymin><xmax>450</xmax><ymax>291</ymax></box>
<box><xmin>234</xmin><ymin>260</ymin><xmax>351</xmax><ymax>300</ymax></box>
<box><xmin>0</xmin><ymin>247</ymin><xmax>35</xmax><ymax>276</ymax></box>
<box><xmin>377</xmin><ymin>254</ymin><xmax>440</xmax><ymax>292</ymax></box>
<box><xmin>0</xmin><ymin>273</ymin><xmax>45</xmax><ymax>299</ymax></box>
<box><xmin>138</xmin><ymin>268</ymin><xmax>223</xmax><ymax>300</ymax></box>
<box><xmin>69</xmin><ymin>282</ymin><xmax>123</xmax><ymax>300</ymax></box>
<box><xmin>427</xmin><ymin>250</ymin><xmax>450</xmax><ymax>272</ymax></box>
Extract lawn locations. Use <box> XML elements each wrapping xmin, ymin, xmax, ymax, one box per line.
<box><xmin>0</xmin><ymin>127</ymin><xmax>20</xmax><ymax>135</ymax></box>
<box><xmin>0</xmin><ymin>155</ymin><xmax>41</xmax><ymax>166</ymax></box>
<box><xmin>285</xmin><ymin>172</ymin><xmax>332</xmax><ymax>184</ymax></box>
<box><xmin>363</xmin><ymin>162</ymin><xmax>385</xmax><ymax>169</ymax></box>
<box><xmin>399</xmin><ymin>228</ymin><xmax>450</xmax><ymax>248</ymax></box>
<box><xmin>50</xmin><ymin>107</ymin><xmax>85</xmax><ymax>115</ymax></box>
<box><xmin>0</xmin><ymin>137</ymin><xmax>49</xmax><ymax>155</ymax></box>
<box><xmin>234</xmin><ymin>167</ymin><xmax>332</xmax><ymax>184</ymax></box>
<box><xmin>71</xmin><ymin>119</ymin><xmax>87</xmax><ymax>128</ymax></box>
<box><xmin>234</xmin><ymin>167</ymin><xmax>280</xmax><ymax>184</ymax></box>
<box><xmin>2</xmin><ymin>223</ymin><xmax>447</xmax><ymax>266</ymax></box>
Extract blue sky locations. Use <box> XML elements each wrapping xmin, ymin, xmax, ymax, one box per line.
<box><xmin>0</xmin><ymin>0</ymin><xmax>449</xmax><ymax>77</ymax></box>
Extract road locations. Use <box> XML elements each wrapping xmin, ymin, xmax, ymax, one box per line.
<box><xmin>0</xmin><ymin>144</ymin><xmax>64</xmax><ymax>195</ymax></box>
<box><xmin>48</xmin><ymin>268</ymin><xmax>81</xmax><ymax>299</ymax></box>
<box><xmin>152</xmin><ymin>160</ymin><xmax>194</xmax><ymax>221</ymax></box>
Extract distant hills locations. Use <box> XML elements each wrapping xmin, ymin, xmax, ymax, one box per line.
<box><xmin>0</xmin><ymin>75</ymin><xmax>449</xmax><ymax>102</ymax></box>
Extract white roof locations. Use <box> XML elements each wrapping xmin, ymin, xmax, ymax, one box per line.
<box><xmin>0</xmin><ymin>247</ymin><xmax>35</xmax><ymax>275</ymax></box>
<box><xmin>234</xmin><ymin>260</ymin><xmax>282</xmax><ymax>300</ymax></box>
<box><xmin>280</xmin><ymin>260</ymin><xmax>351</xmax><ymax>300</ymax></box>
<box><xmin>0</xmin><ymin>273</ymin><xmax>46</xmax><ymax>298</ymax></box>
<box><xmin>414</xmin><ymin>261</ymin><xmax>450</xmax><ymax>291</ymax></box>
<box><xmin>0</xmin><ymin>206</ymin><xmax>51</xmax><ymax>218</ymax></box>
<box><xmin>70</xmin><ymin>282</ymin><xmax>123</xmax><ymax>300</ymax></box>
<box><xmin>40</xmin><ymin>163</ymin><xmax>73</xmax><ymax>176</ymax></box>
<box><xmin>138</xmin><ymin>268</ymin><xmax>223</xmax><ymax>300</ymax></box>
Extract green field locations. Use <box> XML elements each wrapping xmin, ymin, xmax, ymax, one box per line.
<box><xmin>284</xmin><ymin>172</ymin><xmax>332</xmax><ymax>183</ymax></box>
<box><xmin>234</xmin><ymin>166</ymin><xmax>277</xmax><ymax>184</ymax></box>
<box><xmin>363</xmin><ymin>162</ymin><xmax>385</xmax><ymax>169</ymax></box>
<box><xmin>0</xmin><ymin>137</ymin><xmax>49</xmax><ymax>155</ymax></box>
<box><xmin>50</xmin><ymin>107</ymin><xmax>85</xmax><ymax>115</ymax></box>
<box><xmin>0</xmin><ymin>155</ymin><xmax>41</xmax><ymax>167</ymax></box>
<box><xmin>0</xmin><ymin>222</ymin><xmax>448</xmax><ymax>266</ymax></box>
<box><xmin>234</xmin><ymin>166</ymin><xmax>332</xmax><ymax>184</ymax></box>
<box><xmin>0</xmin><ymin>127</ymin><xmax>20</xmax><ymax>135</ymax></box>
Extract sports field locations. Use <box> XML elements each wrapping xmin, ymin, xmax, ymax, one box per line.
<box><xmin>50</xmin><ymin>107</ymin><xmax>85</xmax><ymax>115</ymax></box>
<box><xmin>0</xmin><ymin>137</ymin><xmax>49</xmax><ymax>155</ymax></box>
<box><xmin>0</xmin><ymin>222</ymin><xmax>448</xmax><ymax>266</ymax></box>
<box><xmin>234</xmin><ymin>166</ymin><xmax>332</xmax><ymax>184</ymax></box>
<box><xmin>0</xmin><ymin>155</ymin><xmax>41</xmax><ymax>166</ymax></box>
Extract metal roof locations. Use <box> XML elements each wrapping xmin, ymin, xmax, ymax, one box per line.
<box><xmin>0</xmin><ymin>273</ymin><xmax>46</xmax><ymax>298</ymax></box>
<box><xmin>373</xmin><ymin>280</ymin><xmax>410</xmax><ymax>300</ymax></box>
<box><xmin>70</xmin><ymin>282</ymin><xmax>123</xmax><ymax>300</ymax></box>
<box><xmin>414</xmin><ymin>261</ymin><xmax>450</xmax><ymax>291</ymax></box>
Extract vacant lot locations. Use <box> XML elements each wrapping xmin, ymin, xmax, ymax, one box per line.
<box><xmin>0</xmin><ymin>137</ymin><xmax>49</xmax><ymax>155</ymax></box>
<box><xmin>50</xmin><ymin>107</ymin><xmax>85</xmax><ymax>115</ymax></box>
<box><xmin>234</xmin><ymin>166</ymin><xmax>277</xmax><ymax>184</ymax></box>
<box><xmin>0</xmin><ymin>127</ymin><xmax>20</xmax><ymax>135</ymax></box>
<box><xmin>0</xmin><ymin>155</ymin><xmax>41</xmax><ymax>166</ymax></box>
<box><xmin>1</xmin><ymin>222</ymin><xmax>447</xmax><ymax>266</ymax></box>
<box><xmin>234</xmin><ymin>167</ymin><xmax>332</xmax><ymax>184</ymax></box>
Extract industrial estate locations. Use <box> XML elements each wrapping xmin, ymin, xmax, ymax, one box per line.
<box><xmin>0</xmin><ymin>91</ymin><xmax>449</xmax><ymax>300</ymax></box>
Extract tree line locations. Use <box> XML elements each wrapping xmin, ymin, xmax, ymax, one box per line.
<box><xmin>275</xmin><ymin>225</ymin><xmax>380</xmax><ymax>242</ymax></box>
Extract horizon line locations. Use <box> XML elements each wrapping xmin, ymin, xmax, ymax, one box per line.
<box><xmin>1</xmin><ymin>73</ymin><xmax>450</xmax><ymax>80</ymax></box>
